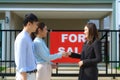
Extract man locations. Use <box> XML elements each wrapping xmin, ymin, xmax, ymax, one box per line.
<box><xmin>14</xmin><ymin>13</ymin><xmax>38</xmax><ymax>80</ymax></box>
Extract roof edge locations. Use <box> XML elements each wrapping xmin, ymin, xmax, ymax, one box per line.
<box><xmin>0</xmin><ymin>0</ymin><xmax>113</xmax><ymax>4</ymax></box>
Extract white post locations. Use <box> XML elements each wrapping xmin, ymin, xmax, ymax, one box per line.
<box><xmin>0</xmin><ymin>20</ymin><xmax>5</xmax><ymax>61</ymax></box>
<box><xmin>5</xmin><ymin>11</ymin><xmax>11</xmax><ymax>67</ymax></box>
<box><xmin>116</xmin><ymin>0</ymin><xmax>120</xmax><ymax>67</ymax></box>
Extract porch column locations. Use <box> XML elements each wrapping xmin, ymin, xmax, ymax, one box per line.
<box><xmin>99</xmin><ymin>18</ymin><xmax>104</xmax><ymax>30</ymax></box>
<box><xmin>116</xmin><ymin>0</ymin><xmax>120</xmax><ymax>67</ymax></box>
<box><xmin>3</xmin><ymin>11</ymin><xmax>12</xmax><ymax>67</ymax></box>
<box><xmin>109</xmin><ymin>12</ymin><xmax>117</xmax><ymax>68</ymax></box>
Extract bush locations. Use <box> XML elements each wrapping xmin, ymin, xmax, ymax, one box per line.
<box><xmin>117</xmin><ymin>66</ymin><xmax>120</xmax><ymax>70</ymax></box>
<box><xmin>0</xmin><ymin>67</ymin><xmax>6</xmax><ymax>72</ymax></box>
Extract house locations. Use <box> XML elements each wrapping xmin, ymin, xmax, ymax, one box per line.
<box><xmin>0</xmin><ymin>0</ymin><xmax>119</xmax><ymax>68</ymax></box>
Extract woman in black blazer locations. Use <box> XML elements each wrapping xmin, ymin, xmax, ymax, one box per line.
<box><xmin>69</xmin><ymin>23</ymin><xmax>102</xmax><ymax>80</ymax></box>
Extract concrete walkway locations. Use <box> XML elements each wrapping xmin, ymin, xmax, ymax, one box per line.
<box><xmin>0</xmin><ymin>63</ymin><xmax>120</xmax><ymax>80</ymax></box>
<box><xmin>0</xmin><ymin>76</ymin><xmax>120</xmax><ymax>80</ymax></box>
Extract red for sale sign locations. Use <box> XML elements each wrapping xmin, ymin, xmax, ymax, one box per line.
<box><xmin>50</xmin><ymin>31</ymin><xmax>86</xmax><ymax>63</ymax></box>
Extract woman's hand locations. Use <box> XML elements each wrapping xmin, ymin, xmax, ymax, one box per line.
<box><xmin>78</xmin><ymin>61</ymin><xmax>83</xmax><ymax>67</ymax></box>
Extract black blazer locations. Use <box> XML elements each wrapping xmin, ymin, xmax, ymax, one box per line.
<box><xmin>69</xmin><ymin>39</ymin><xmax>102</xmax><ymax>80</ymax></box>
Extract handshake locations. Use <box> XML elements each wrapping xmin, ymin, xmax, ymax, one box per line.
<box><xmin>61</xmin><ymin>52</ymin><xmax>71</xmax><ymax>57</ymax></box>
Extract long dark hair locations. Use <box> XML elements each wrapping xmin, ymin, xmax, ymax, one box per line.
<box><xmin>85</xmin><ymin>22</ymin><xmax>99</xmax><ymax>44</ymax></box>
<box><xmin>31</xmin><ymin>22</ymin><xmax>46</xmax><ymax>40</ymax></box>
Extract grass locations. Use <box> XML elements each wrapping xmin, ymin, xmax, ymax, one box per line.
<box><xmin>0</xmin><ymin>66</ymin><xmax>6</xmax><ymax>72</ymax></box>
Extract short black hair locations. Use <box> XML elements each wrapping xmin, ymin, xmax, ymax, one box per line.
<box><xmin>23</xmin><ymin>13</ymin><xmax>38</xmax><ymax>26</ymax></box>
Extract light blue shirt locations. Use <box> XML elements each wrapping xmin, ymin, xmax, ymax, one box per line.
<box><xmin>14</xmin><ymin>30</ymin><xmax>36</xmax><ymax>72</ymax></box>
<box><xmin>33</xmin><ymin>37</ymin><xmax>62</xmax><ymax>64</ymax></box>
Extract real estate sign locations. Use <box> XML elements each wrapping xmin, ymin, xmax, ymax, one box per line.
<box><xmin>50</xmin><ymin>31</ymin><xmax>85</xmax><ymax>63</ymax></box>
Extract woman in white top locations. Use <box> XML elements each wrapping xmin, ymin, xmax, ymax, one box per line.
<box><xmin>31</xmin><ymin>22</ymin><xmax>67</xmax><ymax>80</ymax></box>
